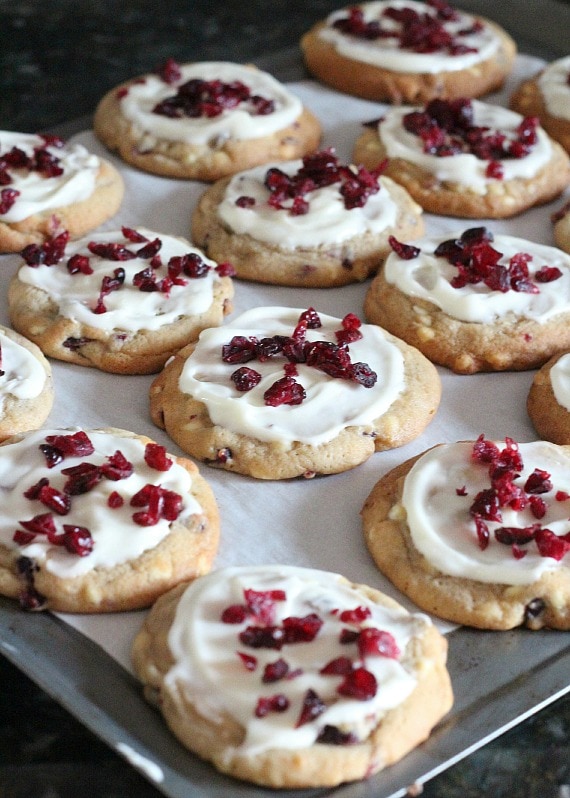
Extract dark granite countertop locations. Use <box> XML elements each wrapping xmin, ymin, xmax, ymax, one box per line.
<box><xmin>1</xmin><ymin>2</ymin><xmax>570</xmax><ymax>797</ymax></box>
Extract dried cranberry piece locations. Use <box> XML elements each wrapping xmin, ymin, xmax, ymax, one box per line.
<box><xmin>244</xmin><ymin>588</ymin><xmax>286</xmax><ymax>625</ymax></box>
<box><xmin>108</xmin><ymin>491</ymin><xmax>124</xmax><ymax>509</ymax></box>
<box><xmin>88</xmin><ymin>241</ymin><xmax>136</xmax><ymax>261</ymax></box>
<box><xmin>357</xmin><ymin>627</ymin><xmax>400</xmax><ymax>659</ymax></box>
<box><xmin>473</xmin><ymin>515</ymin><xmax>490</xmax><ymax>549</ymax></box>
<box><xmin>296</xmin><ymin>688</ymin><xmax>326</xmax><ymax>727</ymax></box>
<box><xmin>0</xmin><ymin>187</ymin><xmax>19</xmax><ymax>214</ymax></box>
<box><xmin>524</xmin><ymin>468</ymin><xmax>553</xmax><ymax>494</ymax></box>
<box><xmin>17</xmin><ymin>513</ymin><xmax>58</xmax><ymax>542</ymax></box>
<box><xmin>338</xmin><ymin>605</ymin><xmax>371</xmax><ymax>624</ymax></box>
<box><xmin>339</xmin><ymin>628</ymin><xmax>360</xmax><ymax>645</ymax></box>
<box><xmin>470</xmin><ymin>488</ymin><xmax>502</xmax><ymax>522</ymax></box>
<box><xmin>231</xmin><ymin>366</ymin><xmax>262</xmax><ymax>391</ymax></box>
<box><xmin>239</xmin><ymin>625</ymin><xmax>285</xmax><ymax>650</ymax></box>
<box><xmin>62</xmin><ymin>525</ymin><xmax>94</xmax><ymax>556</ymax></box>
<box><xmin>144</xmin><ymin>442</ymin><xmax>173</xmax><ymax>472</ymax></box>
<box><xmin>472</xmin><ymin>434</ymin><xmax>500</xmax><ymax>464</ymax></box>
<box><xmin>237</xmin><ymin>651</ymin><xmax>257</xmax><ymax>671</ymax></box>
<box><xmin>221</xmin><ymin>604</ymin><xmax>248</xmax><ymax>624</ymax></box>
<box><xmin>317</xmin><ymin>725</ymin><xmax>358</xmax><ymax>745</ymax></box>
<box><xmin>494</xmin><ymin>524</ymin><xmax>539</xmax><ymax>546</ymax></box>
<box><xmin>222</xmin><ymin>335</ymin><xmax>259</xmax><ymax>364</ymax></box>
<box><xmin>337</xmin><ymin>667</ymin><xmax>377</xmax><ymax>700</ymax></box>
<box><xmin>535</xmin><ymin>528</ymin><xmax>570</xmax><ymax>560</ymax></box>
<box><xmin>262</xmin><ymin>658</ymin><xmax>289</xmax><ymax>683</ymax></box>
<box><xmin>38</xmin><ymin>484</ymin><xmax>71</xmax><ymax>516</ymax></box>
<box><xmin>282</xmin><ymin>613</ymin><xmax>323</xmax><ymax>643</ymax></box>
<box><xmin>156</xmin><ymin>57</ymin><xmax>182</xmax><ymax>84</ymax></box>
<box><xmin>66</xmin><ymin>254</ymin><xmax>93</xmax><ymax>275</ymax></box>
<box><xmin>235</xmin><ymin>195</ymin><xmax>256</xmax><ymax>208</ymax></box>
<box><xmin>263</xmin><ymin>376</ymin><xmax>306</xmax><ymax>407</ymax></box>
<box><xmin>42</xmin><ymin>431</ymin><xmax>95</xmax><ymax>464</ymax></box>
<box><xmin>121</xmin><ymin>226</ymin><xmax>149</xmax><ymax>243</ymax></box>
<box><xmin>388</xmin><ymin>235</ymin><xmax>420</xmax><ymax>260</ymax></box>
<box><xmin>254</xmin><ymin>694</ymin><xmax>289</xmax><ymax>718</ymax></box>
<box><xmin>130</xmin><ymin>484</ymin><xmax>183</xmax><ymax>525</ymax></box>
<box><xmin>61</xmin><ymin>462</ymin><xmax>102</xmax><ymax>495</ymax></box>
<box><xmin>99</xmin><ymin>450</ymin><xmax>133</xmax><ymax>480</ymax></box>
<box><xmin>319</xmin><ymin>656</ymin><xmax>354</xmax><ymax>676</ymax></box>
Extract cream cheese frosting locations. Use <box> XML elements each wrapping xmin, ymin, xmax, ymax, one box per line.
<box><xmin>0</xmin><ymin>428</ymin><xmax>200</xmax><ymax>578</ymax></box>
<box><xmin>217</xmin><ymin>162</ymin><xmax>399</xmax><ymax>249</ymax></box>
<box><xmin>383</xmin><ymin>232</ymin><xmax>570</xmax><ymax>323</ymax></box>
<box><xmin>165</xmin><ymin>564</ymin><xmax>427</xmax><ymax>754</ymax></box>
<box><xmin>119</xmin><ymin>61</ymin><xmax>303</xmax><ymax>145</ymax></box>
<box><xmin>401</xmin><ymin>440</ymin><xmax>570</xmax><ymax>585</ymax></box>
<box><xmin>538</xmin><ymin>55</ymin><xmax>570</xmax><ymax>122</ymax></box>
<box><xmin>319</xmin><ymin>1</ymin><xmax>500</xmax><ymax>74</ymax></box>
<box><xmin>0</xmin><ymin>331</ymin><xmax>47</xmax><ymax>407</ymax></box>
<box><xmin>16</xmin><ymin>228</ymin><xmax>225</xmax><ymax>333</ymax></box>
<box><xmin>0</xmin><ymin>131</ymin><xmax>100</xmax><ymax>223</ymax></box>
<box><xmin>378</xmin><ymin>101</ymin><xmax>553</xmax><ymax>194</ymax></box>
<box><xmin>177</xmin><ymin>306</ymin><xmax>406</xmax><ymax>445</ymax></box>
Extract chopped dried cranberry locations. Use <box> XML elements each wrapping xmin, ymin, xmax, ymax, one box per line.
<box><xmin>320</xmin><ymin>656</ymin><xmax>354</xmax><ymax>676</ymax></box>
<box><xmin>244</xmin><ymin>588</ymin><xmax>286</xmax><ymax>625</ymax></box>
<box><xmin>23</xmin><ymin>477</ymin><xmax>49</xmax><ymax>500</ymax></box>
<box><xmin>221</xmin><ymin>604</ymin><xmax>249</xmax><ymax>624</ymax></box>
<box><xmin>317</xmin><ymin>725</ymin><xmax>358</xmax><ymax>745</ymax></box>
<box><xmin>338</xmin><ymin>605</ymin><xmax>371</xmax><ymax>624</ymax></box>
<box><xmin>62</xmin><ymin>525</ymin><xmax>94</xmax><ymax>556</ymax></box>
<box><xmin>156</xmin><ymin>57</ymin><xmax>182</xmax><ymax>84</ymax></box>
<box><xmin>494</xmin><ymin>524</ymin><xmax>539</xmax><ymax>546</ymax></box>
<box><xmin>16</xmin><ymin>513</ymin><xmax>58</xmax><ymax>542</ymax></box>
<box><xmin>282</xmin><ymin>613</ymin><xmax>323</xmax><ymax>643</ymax></box>
<box><xmin>130</xmin><ymin>484</ymin><xmax>183</xmax><ymax>525</ymax></box>
<box><xmin>524</xmin><ymin>468</ymin><xmax>553</xmax><ymax>494</ymax></box>
<box><xmin>239</xmin><ymin>625</ymin><xmax>285</xmax><ymax>649</ymax></box>
<box><xmin>388</xmin><ymin>235</ymin><xmax>420</xmax><ymax>260</ymax></box>
<box><xmin>67</xmin><ymin>254</ymin><xmax>93</xmax><ymax>275</ymax></box>
<box><xmin>337</xmin><ymin>667</ymin><xmax>377</xmax><ymax>700</ymax></box>
<box><xmin>535</xmin><ymin>528</ymin><xmax>570</xmax><ymax>560</ymax></box>
<box><xmin>231</xmin><ymin>366</ymin><xmax>262</xmax><ymax>391</ymax></box>
<box><xmin>144</xmin><ymin>442</ymin><xmax>173</xmax><ymax>472</ymax></box>
<box><xmin>295</xmin><ymin>688</ymin><xmax>326</xmax><ymax>727</ymax></box>
<box><xmin>235</xmin><ymin>195</ymin><xmax>256</xmax><ymax>208</ymax></box>
<box><xmin>237</xmin><ymin>651</ymin><xmax>257</xmax><ymax>671</ymax></box>
<box><xmin>121</xmin><ymin>226</ymin><xmax>149</xmax><ymax>243</ymax></box>
<box><xmin>153</xmin><ymin>77</ymin><xmax>273</xmax><ymax>119</ymax></box>
<box><xmin>529</xmin><ymin>495</ymin><xmax>547</xmax><ymax>519</ymax></box>
<box><xmin>263</xmin><ymin>376</ymin><xmax>306</xmax><ymax>406</ymax></box>
<box><xmin>38</xmin><ymin>484</ymin><xmax>71</xmax><ymax>516</ymax></box>
<box><xmin>99</xmin><ymin>450</ymin><xmax>133</xmax><ymax>480</ymax></box>
<box><xmin>357</xmin><ymin>627</ymin><xmax>400</xmax><ymax>659</ymax></box>
<box><xmin>0</xmin><ymin>187</ymin><xmax>20</xmax><ymax>214</ymax></box>
<box><xmin>222</xmin><ymin>335</ymin><xmax>259</xmax><ymax>364</ymax></box>
<box><xmin>107</xmin><ymin>491</ymin><xmax>124</xmax><ymax>509</ymax></box>
<box><xmin>473</xmin><ymin>515</ymin><xmax>490</xmax><ymax>549</ymax></box>
<box><xmin>262</xmin><ymin>658</ymin><xmax>289</xmax><ymax>683</ymax></box>
<box><xmin>535</xmin><ymin>266</ymin><xmax>563</xmax><ymax>283</ymax></box>
<box><xmin>254</xmin><ymin>693</ymin><xmax>289</xmax><ymax>718</ymax></box>
<box><xmin>61</xmin><ymin>462</ymin><xmax>102</xmax><ymax>495</ymax></box>
<box><xmin>88</xmin><ymin>241</ymin><xmax>136</xmax><ymax>261</ymax></box>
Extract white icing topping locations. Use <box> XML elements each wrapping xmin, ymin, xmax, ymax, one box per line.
<box><xmin>0</xmin><ymin>331</ymin><xmax>46</xmax><ymax>406</ymax></box>
<box><xmin>384</xmin><ymin>232</ymin><xmax>570</xmax><ymax>323</ymax></box>
<box><xmin>401</xmin><ymin>440</ymin><xmax>570</xmax><ymax>585</ymax></box>
<box><xmin>166</xmin><ymin>564</ymin><xmax>426</xmax><ymax>754</ymax></box>
<box><xmin>538</xmin><ymin>55</ymin><xmax>570</xmax><ymax>122</ymax></box>
<box><xmin>550</xmin><ymin>353</ymin><xmax>570</xmax><ymax>412</ymax></box>
<box><xmin>217</xmin><ymin>161</ymin><xmax>399</xmax><ymax>248</ymax></box>
<box><xmin>119</xmin><ymin>61</ymin><xmax>303</xmax><ymax>144</ymax></box>
<box><xmin>319</xmin><ymin>1</ymin><xmax>500</xmax><ymax>74</ymax></box>
<box><xmin>378</xmin><ymin>101</ymin><xmax>553</xmax><ymax>194</ymax></box>
<box><xmin>0</xmin><ymin>428</ymin><xmax>200</xmax><ymax>578</ymax></box>
<box><xmin>0</xmin><ymin>131</ymin><xmax>100</xmax><ymax>222</ymax></box>
<box><xmin>16</xmin><ymin>228</ymin><xmax>225</xmax><ymax>333</ymax></box>
<box><xmin>177</xmin><ymin>306</ymin><xmax>406</xmax><ymax>445</ymax></box>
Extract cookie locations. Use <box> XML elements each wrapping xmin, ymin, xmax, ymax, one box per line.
<box><xmin>527</xmin><ymin>351</ymin><xmax>570</xmax><ymax>444</ymax></box>
<box><xmin>0</xmin><ymin>130</ymin><xmax>124</xmax><ymax>253</ymax></box>
<box><xmin>362</xmin><ymin>436</ymin><xmax>570</xmax><ymax>630</ymax></box>
<box><xmin>150</xmin><ymin>306</ymin><xmax>441</xmax><ymax>479</ymax></box>
<box><xmin>93</xmin><ymin>59</ymin><xmax>322</xmax><ymax>181</ymax></box>
<box><xmin>191</xmin><ymin>149</ymin><xmax>424</xmax><ymax>287</ymax></box>
<box><xmin>132</xmin><ymin>563</ymin><xmax>453</xmax><ymax>788</ymax></box>
<box><xmin>364</xmin><ymin>227</ymin><xmax>570</xmax><ymax>373</ymax></box>
<box><xmin>0</xmin><ymin>324</ymin><xmax>53</xmax><ymax>441</ymax></box>
<box><xmin>300</xmin><ymin>1</ymin><xmax>516</xmax><ymax>104</ymax></box>
<box><xmin>553</xmin><ymin>200</ymin><xmax>570</xmax><ymax>254</ymax></box>
<box><xmin>0</xmin><ymin>427</ymin><xmax>220</xmax><ymax>613</ymax></box>
<box><xmin>8</xmin><ymin>226</ymin><xmax>234</xmax><ymax>375</ymax></box>
<box><xmin>353</xmin><ymin>98</ymin><xmax>570</xmax><ymax>218</ymax></box>
<box><xmin>510</xmin><ymin>55</ymin><xmax>570</xmax><ymax>155</ymax></box>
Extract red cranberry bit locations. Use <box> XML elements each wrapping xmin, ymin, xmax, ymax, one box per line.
<box><xmin>88</xmin><ymin>241</ymin><xmax>136</xmax><ymax>261</ymax></box>
<box><xmin>62</xmin><ymin>525</ymin><xmax>94</xmax><ymax>556</ymax></box>
<box><xmin>38</xmin><ymin>484</ymin><xmax>71</xmax><ymax>516</ymax></box>
<box><xmin>67</xmin><ymin>253</ymin><xmax>93</xmax><ymax>275</ymax></box>
<box><xmin>237</xmin><ymin>651</ymin><xmax>257</xmax><ymax>671</ymax></box>
<box><xmin>244</xmin><ymin>588</ymin><xmax>286</xmax><ymax>625</ymax></box>
<box><xmin>254</xmin><ymin>694</ymin><xmax>289</xmax><ymax>718</ymax></box>
<box><xmin>61</xmin><ymin>462</ymin><xmax>102</xmax><ymax>495</ymax></box>
<box><xmin>24</xmin><ymin>477</ymin><xmax>49</xmax><ymax>500</ymax></box>
<box><xmin>282</xmin><ymin>613</ymin><xmax>323</xmax><ymax>644</ymax></box>
<box><xmin>337</xmin><ymin>667</ymin><xmax>377</xmax><ymax>700</ymax></box>
<box><xmin>0</xmin><ymin>187</ymin><xmax>20</xmax><ymax>214</ymax></box>
<box><xmin>144</xmin><ymin>442</ymin><xmax>173</xmax><ymax>472</ymax></box>
<box><xmin>262</xmin><ymin>658</ymin><xmax>289</xmax><ymax>683</ymax></box>
<box><xmin>357</xmin><ymin>627</ymin><xmax>400</xmax><ymax>659</ymax></box>
<box><xmin>235</xmin><ymin>195</ymin><xmax>256</xmax><ymax>208</ymax></box>
<box><xmin>153</xmin><ymin>77</ymin><xmax>273</xmax><ymax>119</ymax></box>
<box><xmin>317</xmin><ymin>725</ymin><xmax>358</xmax><ymax>745</ymax></box>
<box><xmin>388</xmin><ymin>235</ymin><xmax>420</xmax><ymax>260</ymax></box>
<box><xmin>535</xmin><ymin>528</ymin><xmax>570</xmax><ymax>561</ymax></box>
<box><xmin>99</xmin><ymin>450</ymin><xmax>134</xmax><ymax>480</ymax></box>
<box><xmin>319</xmin><ymin>656</ymin><xmax>354</xmax><ymax>676</ymax></box>
<box><xmin>473</xmin><ymin>515</ymin><xmax>490</xmax><ymax>549</ymax></box>
<box><xmin>130</xmin><ymin>484</ymin><xmax>183</xmax><ymax>526</ymax></box>
<box><xmin>93</xmin><ymin>267</ymin><xmax>126</xmax><ymax>314</ymax></box>
<box><xmin>20</xmin><ymin>230</ymin><xmax>70</xmax><ymax>267</ymax></box>
<box><xmin>231</xmin><ymin>366</ymin><xmax>262</xmax><ymax>391</ymax></box>
<box><xmin>121</xmin><ymin>226</ymin><xmax>149</xmax><ymax>243</ymax></box>
<box><xmin>239</xmin><ymin>625</ymin><xmax>285</xmax><ymax>650</ymax></box>
<box><xmin>42</xmin><ymin>431</ymin><xmax>95</xmax><ymax>463</ymax></box>
<box><xmin>535</xmin><ymin>265</ymin><xmax>563</xmax><ymax>283</ymax></box>
<box><xmin>16</xmin><ymin>513</ymin><xmax>59</xmax><ymax>543</ymax></box>
<box><xmin>222</xmin><ymin>335</ymin><xmax>259</xmax><ymax>364</ymax></box>
<box><xmin>524</xmin><ymin>468</ymin><xmax>553</xmax><ymax>495</ymax></box>
<box><xmin>215</xmin><ymin>261</ymin><xmax>236</xmax><ymax>277</ymax></box>
<box><xmin>338</xmin><ymin>605</ymin><xmax>371</xmax><ymax>624</ymax></box>
<box><xmin>63</xmin><ymin>336</ymin><xmax>92</xmax><ymax>351</ymax></box>
<box><xmin>264</xmin><ymin>376</ymin><xmax>306</xmax><ymax>407</ymax></box>
<box><xmin>221</xmin><ymin>604</ymin><xmax>249</xmax><ymax>624</ymax></box>
<box><xmin>156</xmin><ymin>57</ymin><xmax>182</xmax><ymax>84</ymax></box>
<box><xmin>296</xmin><ymin>688</ymin><xmax>326</xmax><ymax>727</ymax></box>
<box><xmin>107</xmin><ymin>491</ymin><xmax>124</xmax><ymax>509</ymax></box>
<box><xmin>339</xmin><ymin>628</ymin><xmax>360</xmax><ymax>645</ymax></box>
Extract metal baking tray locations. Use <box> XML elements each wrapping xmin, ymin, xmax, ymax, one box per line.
<box><xmin>1</xmin><ymin>3</ymin><xmax>570</xmax><ymax>795</ymax></box>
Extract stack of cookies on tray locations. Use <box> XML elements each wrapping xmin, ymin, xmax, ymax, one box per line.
<box><xmin>1</xmin><ymin>0</ymin><xmax>570</xmax><ymax>791</ymax></box>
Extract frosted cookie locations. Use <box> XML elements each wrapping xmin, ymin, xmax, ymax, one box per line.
<box><xmin>0</xmin><ymin>325</ymin><xmax>53</xmax><ymax>441</ymax></box>
<box><xmin>527</xmin><ymin>352</ymin><xmax>570</xmax><ymax>444</ymax></box>
<box><xmin>8</xmin><ymin>226</ymin><xmax>234</xmax><ymax>375</ymax></box>
<box><xmin>150</xmin><ymin>306</ymin><xmax>440</xmax><ymax>479</ymax></box>
<box><xmin>553</xmin><ymin>200</ymin><xmax>570</xmax><ymax>254</ymax></box>
<box><xmin>510</xmin><ymin>55</ymin><xmax>570</xmax><ymax>154</ymax></box>
<box><xmin>0</xmin><ymin>427</ymin><xmax>219</xmax><ymax>613</ymax></box>
<box><xmin>191</xmin><ymin>149</ymin><xmax>424</xmax><ymax>287</ymax></box>
<box><xmin>364</xmin><ymin>227</ymin><xmax>570</xmax><ymax>373</ymax></box>
<box><xmin>132</xmin><ymin>563</ymin><xmax>452</xmax><ymax>788</ymax></box>
<box><xmin>93</xmin><ymin>59</ymin><xmax>322</xmax><ymax>181</ymax></box>
<box><xmin>300</xmin><ymin>1</ymin><xmax>516</xmax><ymax>104</ymax></box>
<box><xmin>353</xmin><ymin>98</ymin><xmax>570</xmax><ymax>218</ymax></box>
<box><xmin>0</xmin><ymin>131</ymin><xmax>124</xmax><ymax>253</ymax></box>
<box><xmin>362</xmin><ymin>436</ymin><xmax>570</xmax><ymax>630</ymax></box>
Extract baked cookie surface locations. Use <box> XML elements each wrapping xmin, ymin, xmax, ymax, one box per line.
<box><xmin>0</xmin><ymin>427</ymin><xmax>220</xmax><ymax>613</ymax></box>
<box><xmin>132</xmin><ymin>563</ymin><xmax>452</xmax><ymax>788</ymax></box>
<box><xmin>301</xmin><ymin>1</ymin><xmax>516</xmax><ymax>104</ymax></box>
<box><xmin>0</xmin><ymin>131</ymin><xmax>124</xmax><ymax>253</ymax></box>
<box><xmin>150</xmin><ymin>306</ymin><xmax>441</xmax><ymax>479</ymax></box>
<box><xmin>191</xmin><ymin>149</ymin><xmax>424</xmax><ymax>287</ymax></box>
<box><xmin>362</xmin><ymin>437</ymin><xmax>570</xmax><ymax>630</ymax></box>
<box><xmin>528</xmin><ymin>351</ymin><xmax>570</xmax><ymax>444</ymax></box>
<box><xmin>353</xmin><ymin>98</ymin><xmax>570</xmax><ymax>218</ymax></box>
<box><xmin>8</xmin><ymin>226</ymin><xmax>234</xmax><ymax>374</ymax></box>
<box><xmin>510</xmin><ymin>55</ymin><xmax>570</xmax><ymax>154</ymax></box>
<box><xmin>364</xmin><ymin>227</ymin><xmax>570</xmax><ymax>373</ymax></box>
<box><xmin>553</xmin><ymin>200</ymin><xmax>570</xmax><ymax>254</ymax></box>
<box><xmin>0</xmin><ymin>324</ymin><xmax>53</xmax><ymax>441</ymax></box>
<box><xmin>93</xmin><ymin>60</ymin><xmax>321</xmax><ymax>181</ymax></box>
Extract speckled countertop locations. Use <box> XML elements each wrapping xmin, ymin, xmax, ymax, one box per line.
<box><xmin>1</xmin><ymin>2</ymin><xmax>570</xmax><ymax>797</ymax></box>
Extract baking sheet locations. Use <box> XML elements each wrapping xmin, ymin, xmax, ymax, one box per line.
<box><xmin>1</xmin><ymin>53</ymin><xmax>570</xmax><ymax>798</ymax></box>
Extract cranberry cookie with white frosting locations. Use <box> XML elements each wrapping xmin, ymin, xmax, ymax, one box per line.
<box><xmin>0</xmin><ymin>325</ymin><xmax>53</xmax><ymax>442</ymax></box>
<box><xmin>364</xmin><ymin>227</ymin><xmax>570</xmax><ymax>373</ymax></box>
<box><xmin>150</xmin><ymin>306</ymin><xmax>441</xmax><ymax>479</ymax></box>
<box><xmin>553</xmin><ymin>200</ymin><xmax>570</xmax><ymax>254</ymax></box>
<box><xmin>0</xmin><ymin>427</ymin><xmax>219</xmax><ymax>613</ymax></box>
<box><xmin>300</xmin><ymin>1</ymin><xmax>516</xmax><ymax>104</ymax></box>
<box><xmin>510</xmin><ymin>55</ymin><xmax>570</xmax><ymax>155</ymax></box>
<box><xmin>0</xmin><ymin>131</ymin><xmax>124</xmax><ymax>253</ymax></box>
<box><xmin>353</xmin><ymin>98</ymin><xmax>570</xmax><ymax>218</ymax></box>
<box><xmin>191</xmin><ymin>149</ymin><xmax>424</xmax><ymax>287</ymax></box>
<box><xmin>362</xmin><ymin>436</ymin><xmax>570</xmax><ymax>630</ymax></box>
<box><xmin>527</xmin><ymin>352</ymin><xmax>570</xmax><ymax>444</ymax></box>
<box><xmin>8</xmin><ymin>226</ymin><xmax>234</xmax><ymax>375</ymax></box>
<box><xmin>93</xmin><ymin>59</ymin><xmax>321</xmax><ymax>182</ymax></box>
<box><xmin>132</xmin><ymin>564</ymin><xmax>453</xmax><ymax>788</ymax></box>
